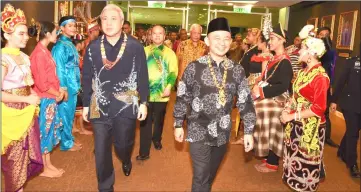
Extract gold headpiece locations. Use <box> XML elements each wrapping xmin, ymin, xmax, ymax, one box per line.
<box><xmin>1</xmin><ymin>4</ymin><xmax>27</xmax><ymax>33</ymax></box>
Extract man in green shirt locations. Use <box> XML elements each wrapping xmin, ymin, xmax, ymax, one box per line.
<box><xmin>137</xmin><ymin>25</ymin><xmax>178</xmax><ymax>161</ymax></box>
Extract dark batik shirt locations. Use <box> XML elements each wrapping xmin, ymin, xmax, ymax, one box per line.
<box><xmin>82</xmin><ymin>34</ymin><xmax>149</xmax><ymax>122</ymax></box>
<box><xmin>173</xmin><ymin>55</ymin><xmax>256</xmax><ymax>146</ymax></box>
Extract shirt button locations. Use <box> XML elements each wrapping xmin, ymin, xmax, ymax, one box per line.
<box><xmin>348</xmin><ymin>94</ymin><xmax>350</xmax><ymax>96</ymax></box>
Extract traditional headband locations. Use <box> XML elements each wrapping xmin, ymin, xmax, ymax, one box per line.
<box><xmin>1</xmin><ymin>4</ymin><xmax>27</xmax><ymax>33</ymax></box>
<box><xmin>60</xmin><ymin>19</ymin><xmax>76</xmax><ymax>27</ymax></box>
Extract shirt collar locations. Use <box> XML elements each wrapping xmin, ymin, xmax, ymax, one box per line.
<box><xmin>151</xmin><ymin>44</ymin><xmax>164</xmax><ymax>51</ymax></box>
<box><xmin>103</xmin><ymin>33</ymin><xmax>124</xmax><ymax>47</ymax></box>
<box><xmin>208</xmin><ymin>55</ymin><xmax>230</xmax><ymax>68</ymax></box>
<box><xmin>59</xmin><ymin>35</ymin><xmax>72</xmax><ymax>42</ymax></box>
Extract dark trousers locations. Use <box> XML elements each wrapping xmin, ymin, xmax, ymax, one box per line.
<box><xmin>92</xmin><ymin>116</ymin><xmax>136</xmax><ymax>192</ymax></box>
<box><xmin>189</xmin><ymin>142</ymin><xmax>227</xmax><ymax>192</ymax></box>
<box><xmin>338</xmin><ymin>110</ymin><xmax>361</xmax><ymax>167</ymax></box>
<box><xmin>325</xmin><ymin>91</ymin><xmax>332</xmax><ymax>139</ymax></box>
<box><xmin>139</xmin><ymin>102</ymin><xmax>167</xmax><ymax>156</ymax></box>
<box><xmin>266</xmin><ymin>150</ymin><xmax>280</xmax><ymax>166</ymax></box>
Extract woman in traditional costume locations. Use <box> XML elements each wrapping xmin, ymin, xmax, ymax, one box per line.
<box><xmin>29</xmin><ymin>21</ymin><xmax>65</xmax><ymax>178</ymax></box>
<box><xmin>1</xmin><ymin>4</ymin><xmax>43</xmax><ymax>191</ymax></box>
<box><xmin>232</xmin><ymin>33</ymin><xmax>272</xmax><ymax>145</ymax></box>
<box><xmin>251</xmin><ymin>23</ymin><xmax>293</xmax><ymax>173</ymax></box>
<box><xmin>52</xmin><ymin>16</ymin><xmax>82</xmax><ymax>151</ymax></box>
<box><xmin>281</xmin><ymin>25</ymin><xmax>329</xmax><ymax>192</ymax></box>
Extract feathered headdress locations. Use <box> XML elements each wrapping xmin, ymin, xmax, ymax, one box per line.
<box><xmin>1</xmin><ymin>4</ymin><xmax>27</xmax><ymax>33</ymax></box>
<box><xmin>261</xmin><ymin>13</ymin><xmax>272</xmax><ymax>41</ymax></box>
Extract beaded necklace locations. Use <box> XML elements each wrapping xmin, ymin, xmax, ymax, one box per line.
<box><xmin>207</xmin><ymin>55</ymin><xmax>228</xmax><ymax>107</ymax></box>
<box><xmin>100</xmin><ymin>33</ymin><xmax>128</xmax><ymax>70</ymax></box>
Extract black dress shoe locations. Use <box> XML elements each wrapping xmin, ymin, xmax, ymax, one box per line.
<box><xmin>349</xmin><ymin>164</ymin><xmax>360</xmax><ymax>178</ymax></box>
<box><xmin>325</xmin><ymin>139</ymin><xmax>339</xmax><ymax>148</ymax></box>
<box><xmin>122</xmin><ymin>162</ymin><xmax>132</xmax><ymax>176</ymax></box>
<box><xmin>153</xmin><ymin>141</ymin><xmax>162</xmax><ymax>150</ymax></box>
<box><xmin>136</xmin><ymin>155</ymin><xmax>150</xmax><ymax>161</ymax></box>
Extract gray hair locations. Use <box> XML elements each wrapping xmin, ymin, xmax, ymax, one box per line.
<box><xmin>100</xmin><ymin>4</ymin><xmax>124</xmax><ymax>22</ymax></box>
<box><xmin>190</xmin><ymin>24</ymin><xmax>202</xmax><ymax>33</ymax></box>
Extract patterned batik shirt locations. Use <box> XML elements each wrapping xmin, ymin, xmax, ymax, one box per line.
<box><xmin>173</xmin><ymin>55</ymin><xmax>256</xmax><ymax>146</ymax></box>
<box><xmin>144</xmin><ymin>44</ymin><xmax>178</xmax><ymax>102</ymax></box>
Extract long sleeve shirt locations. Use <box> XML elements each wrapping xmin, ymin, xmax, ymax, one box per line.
<box><xmin>82</xmin><ymin>34</ymin><xmax>149</xmax><ymax>121</ymax></box>
<box><xmin>51</xmin><ymin>35</ymin><xmax>81</xmax><ymax>96</ymax></box>
<box><xmin>30</xmin><ymin>42</ymin><xmax>60</xmax><ymax>99</ymax></box>
<box><xmin>145</xmin><ymin>44</ymin><xmax>178</xmax><ymax>102</ymax></box>
<box><xmin>173</xmin><ymin>55</ymin><xmax>256</xmax><ymax>146</ymax></box>
<box><xmin>259</xmin><ymin>54</ymin><xmax>293</xmax><ymax>99</ymax></box>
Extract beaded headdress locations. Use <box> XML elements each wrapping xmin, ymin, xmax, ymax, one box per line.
<box><xmin>1</xmin><ymin>4</ymin><xmax>27</xmax><ymax>33</ymax></box>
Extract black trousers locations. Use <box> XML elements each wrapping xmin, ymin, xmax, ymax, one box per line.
<box><xmin>338</xmin><ymin>110</ymin><xmax>361</xmax><ymax>167</ymax></box>
<box><xmin>92</xmin><ymin>116</ymin><xmax>136</xmax><ymax>192</ymax></box>
<box><xmin>139</xmin><ymin>102</ymin><xmax>167</xmax><ymax>156</ymax></box>
<box><xmin>325</xmin><ymin>91</ymin><xmax>332</xmax><ymax>139</ymax></box>
<box><xmin>189</xmin><ymin>142</ymin><xmax>227</xmax><ymax>192</ymax></box>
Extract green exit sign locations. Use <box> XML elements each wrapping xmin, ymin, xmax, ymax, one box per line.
<box><xmin>148</xmin><ymin>1</ymin><xmax>166</xmax><ymax>8</ymax></box>
<box><xmin>233</xmin><ymin>6</ymin><xmax>252</xmax><ymax>13</ymax></box>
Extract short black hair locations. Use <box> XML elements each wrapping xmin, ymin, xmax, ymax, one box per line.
<box><xmin>317</xmin><ymin>27</ymin><xmax>331</xmax><ymax>35</ymax></box>
<box><xmin>123</xmin><ymin>20</ymin><xmax>131</xmax><ymax>26</ymax></box>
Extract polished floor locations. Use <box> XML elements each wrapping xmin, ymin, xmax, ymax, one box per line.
<box><xmin>2</xmin><ymin>92</ymin><xmax>360</xmax><ymax>191</ymax></box>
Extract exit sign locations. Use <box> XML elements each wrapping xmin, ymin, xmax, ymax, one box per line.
<box><xmin>233</xmin><ymin>5</ymin><xmax>252</xmax><ymax>13</ymax></box>
<box><xmin>148</xmin><ymin>1</ymin><xmax>166</xmax><ymax>8</ymax></box>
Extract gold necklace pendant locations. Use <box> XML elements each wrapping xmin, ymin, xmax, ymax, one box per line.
<box><xmin>218</xmin><ymin>89</ymin><xmax>226</xmax><ymax>106</ymax></box>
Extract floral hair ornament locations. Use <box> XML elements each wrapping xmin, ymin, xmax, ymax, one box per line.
<box><xmin>299</xmin><ymin>25</ymin><xmax>326</xmax><ymax>58</ymax></box>
<box><xmin>1</xmin><ymin>4</ymin><xmax>27</xmax><ymax>34</ymax></box>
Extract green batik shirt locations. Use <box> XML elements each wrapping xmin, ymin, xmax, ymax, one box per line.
<box><xmin>145</xmin><ymin>44</ymin><xmax>178</xmax><ymax>102</ymax></box>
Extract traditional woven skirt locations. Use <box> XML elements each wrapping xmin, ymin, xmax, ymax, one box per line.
<box><xmin>253</xmin><ymin>93</ymin><xmax>288</xmax><ymax>157</ymax></box>
<box><xmin>1</xmin><ymin>100</ymin><xmax>43</xmax><ymax>191</ymax></box>
<box><xmin>282</xmin><ymin>121</ymin><xmax>326</xmax><ymax>192</ymax></box>
<box><xmin>39</xmin><ymin>98</ymin><xmax>62</xmax><ymax>154</ymax></box>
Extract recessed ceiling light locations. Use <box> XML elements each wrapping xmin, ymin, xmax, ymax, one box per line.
<box><xmin>222</xmin><ymin>1</ymin><xmax>257</xmax><ymax>4</ymax></box>
<box><xmin>227</xmin><ymin>3</ymin><xmax>233</xmax><ymax>6</ymax></box>
<box><xmin>187</xmin><ymin>1</ymin><xmax>193</xmax><ymax>3</ymax></box>
<box><xmin>207</xmin><ymin>1</ymin><xmax>213</xmax><ymax>4</ymax></box>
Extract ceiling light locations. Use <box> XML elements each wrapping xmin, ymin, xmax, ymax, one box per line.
<box><xmin>222</xmin><ymin>1</ymin><xmax>257</xmax><ymax>4</ymax></box>
<box><xmin>187</xmin><ymin>1</ymin><xmax>193</xmax><ymax>3</ymax></box>
<box><xmin>207</xmin><ymin>1</ymin><xmax>213</xmax><ymax>5</ymax></box>
<box><xmin>227</xmin><ymin>3</ymin><xmax>233</xmax><ymax>6</ymax></box>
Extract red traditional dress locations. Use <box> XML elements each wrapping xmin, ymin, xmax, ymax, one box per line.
<box><xmin>283</xmin><ymin>64</ymin><xmax>329</xmax><ymax>192</ymax></box>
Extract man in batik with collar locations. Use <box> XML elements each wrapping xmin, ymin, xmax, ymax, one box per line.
<box><xmin>82</xmin><ymin>4</ymin><xmax>149</xmax><ymax>191</ymax></box>
<box><xmin>173</xmin><ymin>17</ymin><xmax>256</xmax><ymax>192</ymax></box>
<box><xmin>240</xmin><ymin>28</ymin><xmax>262</xmax><ymax>77</ymax></box>
<box><xmin>176</xmin><ymin>24</ymin><xmax>207</xmax><ymax>82</ymax></box>
<box><xmin>137</xmin><ymin>25</ymin><xmax>178</xmax><ymax>161</ymax></box>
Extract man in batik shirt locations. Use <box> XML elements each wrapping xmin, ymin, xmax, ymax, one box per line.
<box><xmin>173</xmin><ymin>17</ymin><xmax>256</xmax><ymax>192</ymax></box>
<box><xmin>137</xmin><ymin>25</ymin><xmax>178</xmax><ymax>161</ymax></box>
<box><xmin>176</xmin><ymin>24</ymin><xmax>207</xmax><ymax>82</ymax></box>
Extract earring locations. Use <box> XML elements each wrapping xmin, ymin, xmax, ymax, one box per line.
<box><xmin>307</xmin><ymin>58</ymin><xmax>311</xmax><ymax>64</ymax></box>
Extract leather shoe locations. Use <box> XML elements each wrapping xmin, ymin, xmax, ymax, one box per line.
<box><xmin>122</xmin><ymin>162</ymin><xmax>132</xmax><ymax>176</ymax></box>
<box><xmin>136</xmin><ymin>155</ymin><xmax>150</xmax><ymax>161</ymax></box>
<box><xmin>325</xmin><ymin>139</ymin><xmax>339</xmax><ymax>148</ymax></box>
<box><xmin>153</xmin><ymin>141</ymin><xmax>162</xmax><ymax>150</ymax></box>
<box><xmin>349</xmin><ymin>164</ymin><xmax>360</xmax><ymax>178</ymax></box>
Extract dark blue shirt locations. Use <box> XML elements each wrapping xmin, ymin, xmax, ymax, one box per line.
<box><xmin>82</xmin><ymin>33</ymin><xmax>149</xmax><ymax>121</ymax></box>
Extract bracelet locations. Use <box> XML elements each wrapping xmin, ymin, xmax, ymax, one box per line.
<box><xmin>294</xmin><ymin>112</ymin><xmax>297</xmax><ymax>121</ymax></box>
